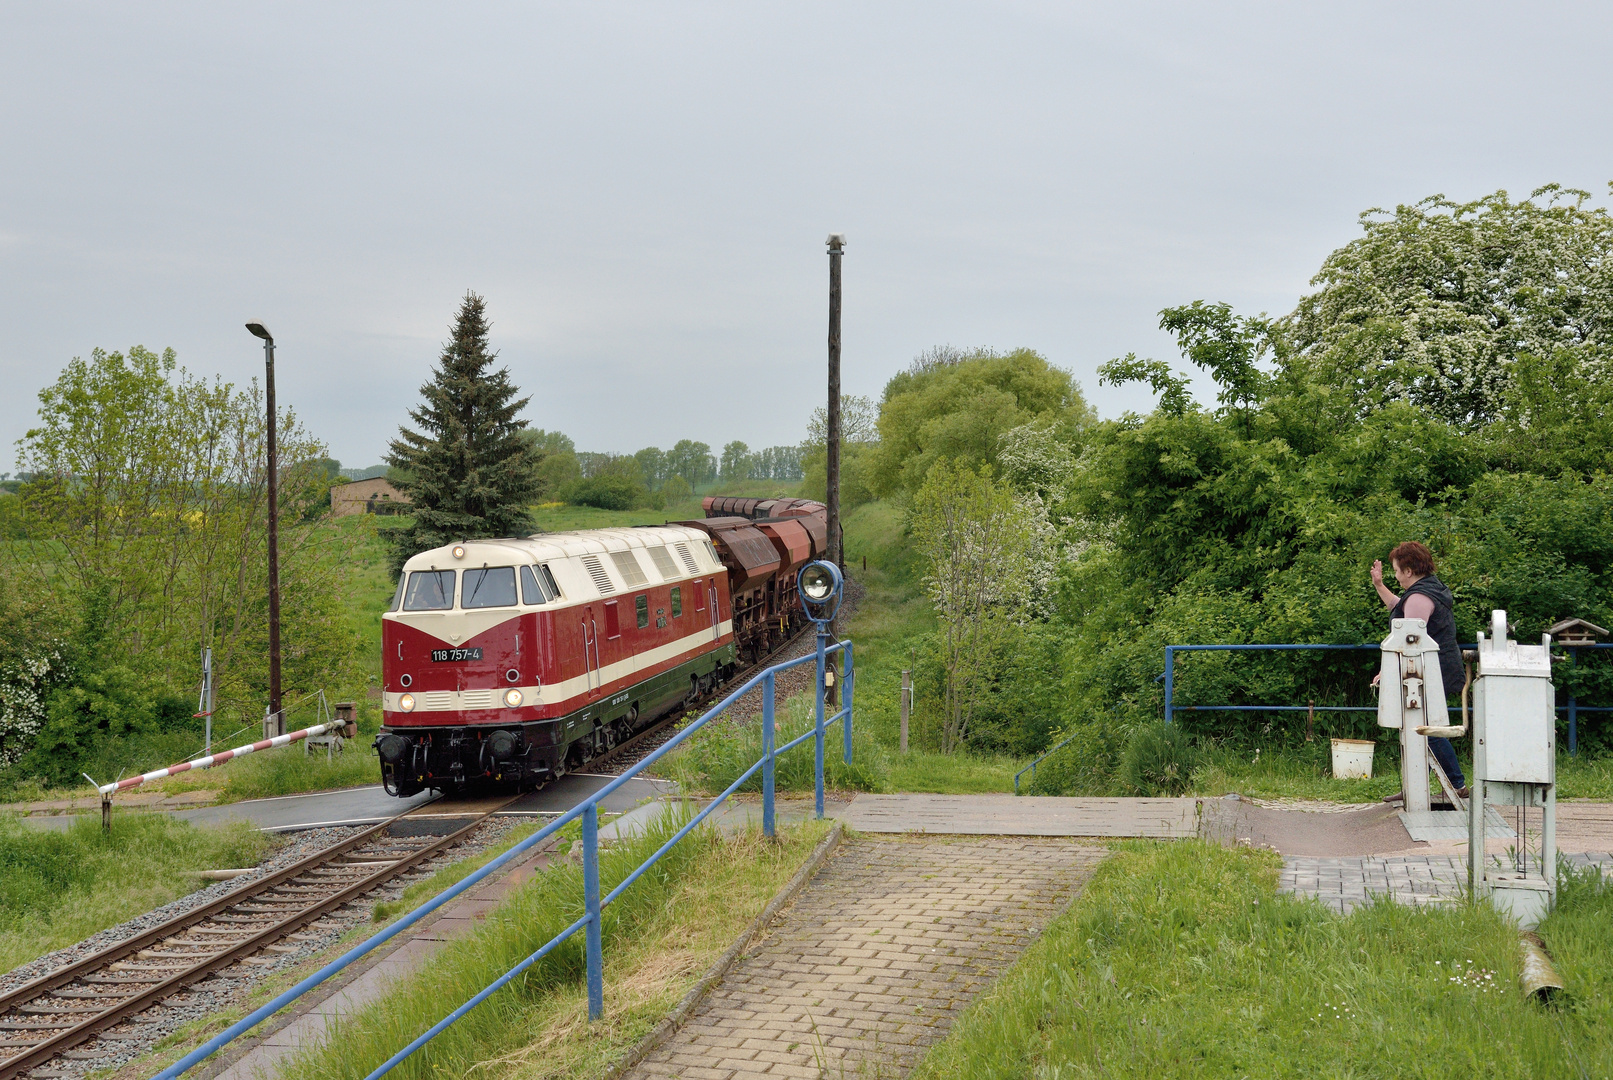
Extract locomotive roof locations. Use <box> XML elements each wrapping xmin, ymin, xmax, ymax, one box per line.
<box><xmin>398</xmin><ymin>525</ymin><xmax>713</xmax><ymax>574</ymax></box>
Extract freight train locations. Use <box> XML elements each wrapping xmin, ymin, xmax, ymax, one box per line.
<box><xmin>374</xmin><ymin>499</ymin><xmax>832</xmax><ymax>796</ymax></box>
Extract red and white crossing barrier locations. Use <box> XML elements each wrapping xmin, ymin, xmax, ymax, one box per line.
<box><xmin>98</xmin><ymin>721</ymin><xmax>343</xmax><ymax>796</ymax></box>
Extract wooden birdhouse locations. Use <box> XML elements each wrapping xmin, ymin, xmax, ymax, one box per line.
<box><xmin>1545</xmin><ymin>617</ymin><xmax>1609</xmax><ymax>646</ymax></box>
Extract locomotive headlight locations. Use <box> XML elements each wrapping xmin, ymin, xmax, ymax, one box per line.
<box><xmin>399</xmin><ymin>693</ymin><xmax>416</xmax><ymax>713</ymax></box>
<box><xmin>503</xmin><ymin>688</ymin><xmax>523</xmax><ymax>708</ymax></box>
<box><xmin>451</xmin><ymin>544</ymin><xmax>466</xmax><ymax>559</ymax></box>
<box><xmin>801</xmin><ymin>564</ymin><xmax>836</xmax><ymax>602</ymax></box>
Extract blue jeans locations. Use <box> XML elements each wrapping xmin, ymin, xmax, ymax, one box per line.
<box><xmin>1428</xmin><ymin>737</ymin><xmax>1466</xmax><ymax>789</ymax></box>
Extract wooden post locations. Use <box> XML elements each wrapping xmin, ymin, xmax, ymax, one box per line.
<box><xmin>826</xmin><ymin>233</ymin><xmax>844</xmax><ymax>571</ymax></box>
<box><xmin>1307</xmin><ymin>699</ymin><xmax>1315</xmax><ymax>742</ymax></box>
<box><xmin>900</xmin><ymin>670</ymin><xmax>911</xmax><ymax>754</ymax></box>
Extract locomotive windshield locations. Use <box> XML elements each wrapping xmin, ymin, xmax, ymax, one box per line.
<box><xmin>403</xmin><ymin>570</ymin><xmax>455</xmax><ymax>610</ymax></box>
<box><xmin>462</xmin><ymin>566</ymin><xmax>517</xmax><ymax>608</ymax></box>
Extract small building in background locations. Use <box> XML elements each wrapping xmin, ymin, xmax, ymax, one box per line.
<box><xmin>331</xmin><ymin>476</ymin><xmax>410</xmax><ymax>517</ymax></box>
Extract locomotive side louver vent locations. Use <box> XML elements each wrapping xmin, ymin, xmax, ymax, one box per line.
<box><xmin>675</xmin><ymin>543</ymin><xmax>700</xmax><ymax>574</ymax></box>
<box><xmin>582</xmin><ymin>555</ymin><xmax>616</xmax><ymax>594</ymax></box>
<box><xmin>460</xmin><ymin>689</ymin><xmax>494</xmax><ymax>709</ymax></box>
<box><xmin>422</xmin><ymin>691</ymin><xmax>453</xmax><ymax>711</ymax></box>
<box><xmin>609</xmin><ymin>550</ymin><xmax>649</xmax><ymax>586</ymax></box>
<box><xmin>646</xmin><ymin>545</ymin><xmax>680</xmax><ymax>579</ymax></box>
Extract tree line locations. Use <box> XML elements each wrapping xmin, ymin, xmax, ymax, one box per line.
<box><xmin>859</xmin><ymin>185</ymin><xmax>1613</xmax><ymax>783</ymax></box>
<box><xmin>0</xmin><ymin>347</ymin><xmax>354</xmax><ymax>784</ymax></box>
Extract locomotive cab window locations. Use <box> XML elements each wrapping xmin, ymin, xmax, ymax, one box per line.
<box><xmin>671</xmin><ymin>586</ymin><xmax>682</xmax><ymax>617</ymax></box>
<box><xmin>462</xmin><ymin>567</ymin><xmax>517</xmax><ymax>608</ymax></box>
<box><xmin>520</xmin><ymin>565</ymin><xmax>547</xmax><ymax>605</ymax></box>
<box><xmin>403</xmin><ymin>570</ymin><xmax>455</xmax><ymax>611</ymax></box>
<box><xmin>636</xmin><ymin>594</ymin><xmax>649</xmax><ymax>629</ymax></box>
<box><xmin>540</xmin><ymin>564</ymin><xmax>561</xmax><ymax>600</ymax></box>
<box><xmin>388</xmin><ymin>577</ymin><xmax>405</xmax><ymax>612</ymax></box>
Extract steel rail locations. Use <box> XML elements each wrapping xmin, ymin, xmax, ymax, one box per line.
<box><xmin>0</xmin><ymin>798</ymin><xmax>513</xmax><ymax>1080</ymax></box>
<box><xmin>0</xmin><ymin>802</ymin><xmax>432</xmax><ymax>1016</ymax></box>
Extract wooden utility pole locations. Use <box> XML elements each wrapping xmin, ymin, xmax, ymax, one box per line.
<box><xmin>826</xmin><ymin>233</ymin><xmax>844</xmax><ymax>569</ymax></box>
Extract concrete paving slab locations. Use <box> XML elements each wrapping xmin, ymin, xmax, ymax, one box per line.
<box><xmin>1399</xmin><ymin>806</ymin><xmax>1514</xmax><ymax>842</ymax></box>
<box><xmin>839</xmin><ymin>794</ymin><xmax>1199</xmax><ymax>837</ymax></box>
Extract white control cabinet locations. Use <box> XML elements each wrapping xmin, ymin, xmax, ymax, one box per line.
<box><xmin>1470</xmin><ymin>610</ymin><xmax>1556</xmax><ymax>928</ymax></box>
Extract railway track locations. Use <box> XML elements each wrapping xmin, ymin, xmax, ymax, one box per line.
<box><xmin>0</xmin><ymin>800</ymin><xmax>515</xmax><ymax>1080</ymax></box>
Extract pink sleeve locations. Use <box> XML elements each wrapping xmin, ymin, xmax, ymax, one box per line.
<box><xmin>1402</xmin><ymin>594</ymin><xmax>1436</xmax><ymax>622</ymax></box>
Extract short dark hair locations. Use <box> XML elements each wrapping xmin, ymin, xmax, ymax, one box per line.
<box><xmin>1390</xmin><ymin>541</ymin><xmax>1436</xmax><ymax>577</ymax></box>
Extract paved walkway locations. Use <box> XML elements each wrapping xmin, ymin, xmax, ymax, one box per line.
<box><xmin>625</xmin><ymin>837</ymin><xmax>1106</xmax><ymax>1080</ymax></box>
<box><xmin>1279</xmin><ymin>851</ymin><xmax>1613</xmax><ymax>914</ymax></box>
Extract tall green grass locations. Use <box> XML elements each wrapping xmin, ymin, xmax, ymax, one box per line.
<box><xmin>664</xmin><ymin>693</ymin><xmax>889</xmax><ymax>795</ymax></box>
<box><xmin>277</xmin><ymin>814</ymin><xmax>829</xmax><ymax>1080</ymax></box>
<box><xmin>1027</xmin><ymin>735</ymin><xmax>1613</xmax><ymax>803</ymax></box>
<box><xmin>0</xmin><ymin>812</ymin><xmax>272</xmax><ymax>973</ymax></box>
<box><xmin>912</xmin><ymin>841</ymin><xmax>1613</xmax><ymax>1078</ymax></box>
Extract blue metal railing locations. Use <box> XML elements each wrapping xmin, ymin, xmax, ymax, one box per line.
<box><xmin>1018</xmin><ymin>637</ymin><xmax>1613</xmax><ymax>797</ymax></box>
<box><xmin>1162</xmin><ymin>641</ymin><xmax>1613</xmax><ymax>755</ymax></box>
<box><xmin>1013</xmin><ymin>731</ymin><xmax>1079</xmax><ymax>794</ymax></box>
<box><xmin>153</xmin><ymin>637</ymin><xmax>854</xmax><ymax>1080</ymax></box>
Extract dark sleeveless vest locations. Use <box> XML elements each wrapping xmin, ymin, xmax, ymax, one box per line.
<box><xmin>1390</xmin><ymin>574</ymin><xmax>1465</xmax><ymax>698</ymax></box>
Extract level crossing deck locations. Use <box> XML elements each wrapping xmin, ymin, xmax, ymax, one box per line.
<box><xmin>838</xmin><ymin>793</ymin><xmax>1199</xmax><ymax>836</ymax></box>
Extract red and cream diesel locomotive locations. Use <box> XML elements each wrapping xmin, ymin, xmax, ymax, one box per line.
<box><xmin>375</xmin><ymin>500</ymin><xmax>831</xmax><ymax>796</ymax></box>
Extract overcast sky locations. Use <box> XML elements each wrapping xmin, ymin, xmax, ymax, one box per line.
<box><xmin>3</xmin><ymin>2</ymin><xmax>1611</xmax><ymax>469</ymax></box>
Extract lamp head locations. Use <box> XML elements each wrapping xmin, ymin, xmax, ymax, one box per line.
<box><xmin>245</xmin><ymin>322</ymin><xmax>273</xmax><ymax>341</ymax></box>
<box><xmin>797</xmin><ymin>560</ymin><xmax>843</xmax><ymax>626</ymax></box>
<box><xmin>826</xmin><ymin>233</ymin><xmax>846</xmax><ymax>252</ymax></box>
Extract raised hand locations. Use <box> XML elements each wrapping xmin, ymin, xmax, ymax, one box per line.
<box><xmin>1370</xmin><ymin>559</ymin><xmax>1385</xmax><ymax>587</ymax></box>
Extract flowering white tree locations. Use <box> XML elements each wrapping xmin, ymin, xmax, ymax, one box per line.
<box><xmin>0</xmin><ymin>647</ymin><xmax>67</xmax><ymax>767</ymax></box>
<box><xmin>1280</xmin><ymin>185</ymin><xmax>1613</xmax><ymax>427</ymax></box>
<box><xmin>911</xmin><ymin>462</ymin><xmax>1049</xmax><ymax>752</ymax></box>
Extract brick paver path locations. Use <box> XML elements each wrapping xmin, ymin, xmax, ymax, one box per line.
<box><xmin>626</xmin><ymin>837</ymin><xmax>1106</xmax><ymax>1080</ymax></box>
<box><xmin>1280</xmin><ymin>851</ymin><xmax>1613</xmax><ymax>914</ymax></box>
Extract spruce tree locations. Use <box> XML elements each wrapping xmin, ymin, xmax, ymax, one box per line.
<box><xmin>386</xmin><ymin>292</ymin><xmax>540</xmax><ymax>574</ymax></box>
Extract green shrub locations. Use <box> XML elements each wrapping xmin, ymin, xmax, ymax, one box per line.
<box><xmin>18</xmin><ymin>665</ymin><xmax>196</xmax><ymax>786</ymax></box>
<box><xmin>562</xmin><ymin>475</ymin><xmax>642</xmax><ymax>510</ymax></box>
<box><xmin>1023</xmin><ymin>714</ymin><xmax>1130</xmax><ymax>796</ymax></box>
<box><xmin>1118</xmin><ymin>721</ymin><xmax>1200</xmax><ymax>796</ymax></box>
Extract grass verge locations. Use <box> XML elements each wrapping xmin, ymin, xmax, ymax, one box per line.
<box><xmin>278</xmin><ymin>815</ymin><xmax>833</xmax><ymax>1080</ymax></box>
<box><xmin>911</xmin><ymin>840</ymin><xmax>1613</xmax><ymax>1078</ymax></box>
<box><xmin>1026</xmin><ymin>734</ymin><xmax>1613</xmax><ymax>803</ymax></box>
<box><xmin>0</xmin><ymin>813</ymin><xmax>274</xmax><ymax>975</ymax></box>
<box><xmin>664</xmin><ymin>693</ymin><xmax>889</xmax><ymax>795</ymax></box>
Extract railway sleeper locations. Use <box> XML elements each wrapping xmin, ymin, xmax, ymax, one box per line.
<box><xmin>17</xmin><ymin>1004</ymin><xmax>107</xmax><ymax>1015</ymax></box>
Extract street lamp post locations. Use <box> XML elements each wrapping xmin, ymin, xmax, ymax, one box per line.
<box><xmin>245</xmin><ymin>322</ymin><xmax>282</xmax><ymax>733</ymax></box>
